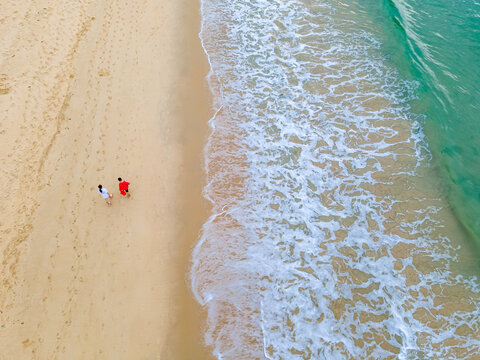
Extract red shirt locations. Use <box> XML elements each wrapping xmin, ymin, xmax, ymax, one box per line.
<box><xmin>119</xmin><ymin>181</ymin><xmax>130</xmax><ymax>195</ymax></box>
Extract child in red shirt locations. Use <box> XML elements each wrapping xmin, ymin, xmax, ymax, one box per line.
<box><xmin>118</xmin><ymin>177</ymin><xmax>131</xmax><ymax>198</ymax></box>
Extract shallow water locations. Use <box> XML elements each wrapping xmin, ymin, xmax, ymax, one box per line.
<box><xmin>341</xmin><ymin>0</ymin><xmax>480</xmax><ymax>239</ymax></box>
<box><xmin>192</xmin><ymin>0</ymin><xmax>480</xmax><ymax>358</ymax></box>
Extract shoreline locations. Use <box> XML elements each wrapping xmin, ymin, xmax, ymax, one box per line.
<box><xmin>182</xmin><ymin>0</ymin><xmax>480</xmax><ymax>357</ymax></box>
<box><xmin>165</xmin><ymin>0</ymin><xmax>214</xmax><ymax>358</ymax></box>
<box><xmin>0</xmin><ymin>1</ymin><xmax>213</xmax><ymax>358</ymax></box>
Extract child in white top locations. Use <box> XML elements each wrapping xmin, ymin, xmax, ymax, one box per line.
<box><xmin>98</xmin><ymin>184</ymin><xmax>113</xmax><ymax>206</ymax></box>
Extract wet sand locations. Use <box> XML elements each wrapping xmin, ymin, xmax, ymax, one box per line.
<box><xmin>0</xmin><ymin>0</ymin><xmax>213</xmax><ymax>359</ymax></box>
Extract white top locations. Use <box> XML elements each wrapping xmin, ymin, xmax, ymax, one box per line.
<box><xmin>98</xmin><ymin>188</ymin><xmax>109</xmax><ymax>199</ymax></box>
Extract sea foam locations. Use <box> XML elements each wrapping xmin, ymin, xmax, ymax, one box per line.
<box><xmin>192</xmin><ymin>0</ymin><xmax>480</xmax><ymax>358</ymax></box>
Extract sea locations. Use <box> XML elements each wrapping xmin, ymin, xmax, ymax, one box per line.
<box><xmin>191</xmin><ymin>0</ymin><xmax>480</xmax><ymax>359</ymax></box>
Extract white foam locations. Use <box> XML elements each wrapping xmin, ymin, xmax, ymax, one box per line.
<box><xmin>192</xmin><ymin>0</ymin><xmax>480</xmax><ymax>358</ymax></box>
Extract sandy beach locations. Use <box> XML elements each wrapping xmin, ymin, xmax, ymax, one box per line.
<box><xmin>0</xmin><ymin>1</ymin><xmax>212</xmax><ymax>359</ymax></box>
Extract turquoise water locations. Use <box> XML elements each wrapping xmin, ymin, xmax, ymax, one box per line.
<box><xmin>359</xmin><ymin>0</ymin><xmax>480</xmax><ymax>238</ymax></box>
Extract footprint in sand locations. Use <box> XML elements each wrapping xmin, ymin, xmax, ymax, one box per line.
<box><xmin>0</xmin><ymin>74</ymin><xmax>11</xmax><ymax>95</ymax></box>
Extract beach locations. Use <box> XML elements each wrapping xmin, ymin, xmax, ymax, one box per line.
<box><xmin>2</xmin><ymin>0</ymin><xmax>480</xmax><ymax>359</ymax></box>
<box><xmin>0</xmin><ymin>1</ymin><xmax>213</xmax><ymax>359</ymax></box>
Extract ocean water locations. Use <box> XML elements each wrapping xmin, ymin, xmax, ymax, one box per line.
<box><xmin>192</xmin><ymin>0</ymin><xmax>480</xmax><ymax>359</ymax></box>
<box><xmin>354</xmin><ymin>0</ymin><xmax>480</xmax><ymax>242</ymax></box>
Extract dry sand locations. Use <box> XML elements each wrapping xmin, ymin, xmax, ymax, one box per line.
<box><xmin>0</xmin><ymin>0</ymin><xmax>213</xmax><ymax>359</ymax></box>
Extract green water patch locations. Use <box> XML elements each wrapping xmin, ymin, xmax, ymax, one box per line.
<box><xmin>343</xmin><ymin>0</ymin><xmax>480</xmax><ymax>242</ymax></box>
